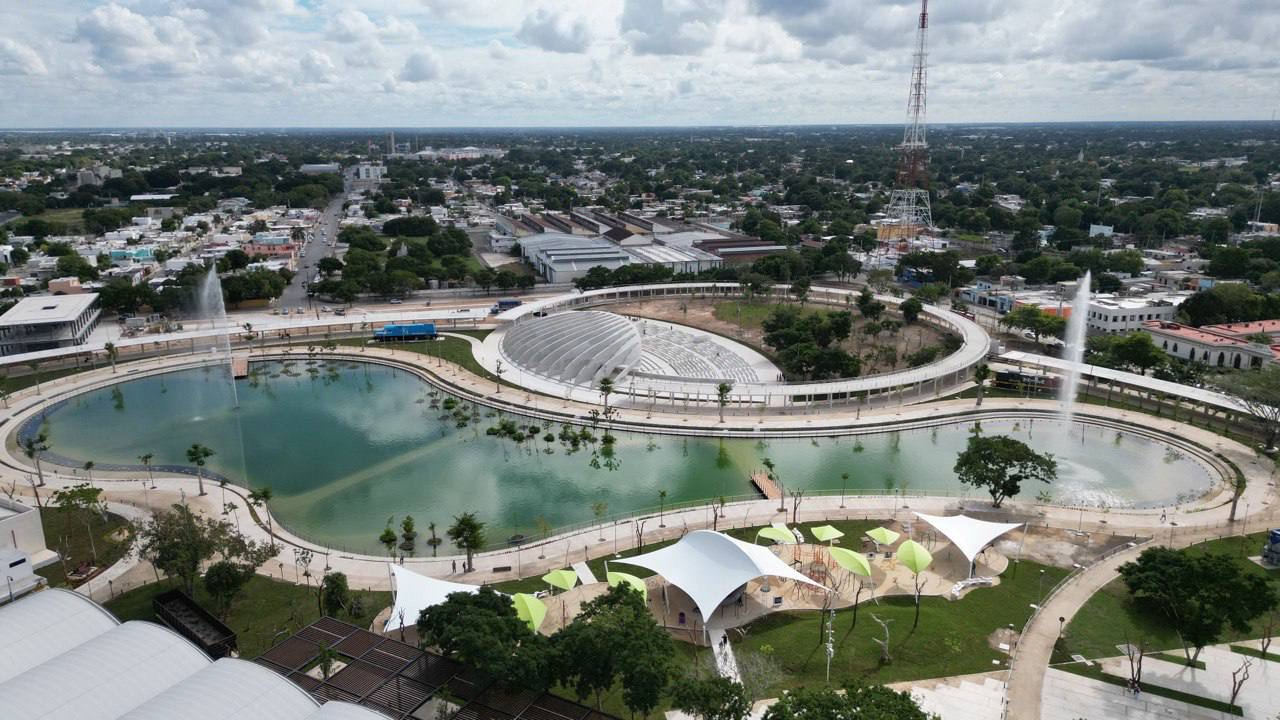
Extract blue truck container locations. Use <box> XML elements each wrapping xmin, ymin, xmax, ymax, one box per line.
<box><xmin>374</xmin><ymin>323</ymin><xmax>437</xmax><ymax>341</ymax></box>
<box><xmin>491</xmin><ymin>299</ymin><xmax>522</xmax><ymax>314</ymax></box>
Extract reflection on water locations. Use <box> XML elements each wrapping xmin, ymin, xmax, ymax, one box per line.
<box><xmin>38</xmin><ymin>361</ymin><xmax>1216</xmax><ymax>553</ymax></box>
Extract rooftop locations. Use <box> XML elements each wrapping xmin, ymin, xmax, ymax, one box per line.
<box><xmin>0</xmin><ymin>294</ymin><xmax>99</xmax><ymax>327</ymax></box>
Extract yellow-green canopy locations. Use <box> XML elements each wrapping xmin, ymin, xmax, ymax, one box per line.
<box><xmin>828</xmin><ymin>546</ymin><xmax>872</xmax><ymax>577</ymax></box>
<box><xmin>512</xmin><ymin>593</ymin><xmax>547</xmax><ymax>633</ymax></box>
<box><xmin>606</xmin><ymin>571</ymin><xmax>648</xmax><ymax>601</ymax></box>
<box><xmin>755</xmin><ymin>527</ymin><xmax>795</xmax><ymax>545</ymax></box>
<box><xmin>810</xmin><ymin>525</ymin><xmax>845</xmax><ymax>544</ymax></box>
<box><xmin>866</xmin><ymin>527</ymin><xmax>900</xmax><ymax>547</ymax></box>
<box><xmin>542</xmin><ymin>569</ymin><xmax>578</xmax><ymax>592</ymax></box>
<box><xmin>898</xmin><ymin>539</ymin><xmax>933</xmax><ymax>574</ymax></box>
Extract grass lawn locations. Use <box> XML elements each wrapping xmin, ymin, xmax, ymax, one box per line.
<box><xmin>35</xmin><ymin>505</ymin><xmax>132</xmax><ymax>588</ymax></box>
<box><xmin>4</xmin><ymin>364</ymin><xmax>91</xmax><ymax>393</ymax></box>
<box><xmin>334</xmin><ymin>331</ymin><xmax>507</xmax><ymax>386</ymax></box>
<box><xmin>735</xmin><ymin>560</ymin><xmax>1071</xmax><ymax>690</ymax></box>
<box><xmin>712</xmin><ymin>300</ymin><xmax>824</xmax><ymax>330</ymax></box>
<box><xmin>105</xmin><ymin>575</ymin><xmax>391</xmax><ymax>658</ymax></box>
<box><xmin>36</xmin><ymin>208</ymin><xmax>86</xmax><ymax>232</ymax></box>
<box><xmin>1061</xmin><ymin>532</ymin><xmax>1279</xmax><ymax>662</ymax></box>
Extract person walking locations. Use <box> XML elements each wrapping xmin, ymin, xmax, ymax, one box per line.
<box><xmin>452</xmin><ymin>559</ymin><xmax>457</xmax><ymax>574</ymax></box>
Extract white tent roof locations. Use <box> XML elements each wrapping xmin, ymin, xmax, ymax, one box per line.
<box><xmin>913</xmin><ymin>513</ymin><xmax>1024</xmax><ymax>563</ymax></box>
<box><xmin>119</xmin><ymin>658</ymin><xmax>320</xmax><ymax>720</ymax></box>
<box><xmin>0</xmin><ymin>588</ymin><xmax>119</xmax><ymax>684</ymax></box>
<box><xmin>619</xmin><ymin>530</ymin><xmax>826</xmax><ymax>621</ymax></box>
<box><xmin>384</xmin><ymin>564</ymin><xmax>482</xmax><ymax>633</ymax></box>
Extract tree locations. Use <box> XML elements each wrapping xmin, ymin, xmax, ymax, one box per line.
<box><xmin>716</xmin><ymin>381</ymin><xmax>733</xmax><ymax>423</ymax></box>
<box><xmin>103</xmin><ymin>342</ymin><xmax>119</xmax><ymax>373</ymax></box>
<box><xmin>953</xmin><ymin>434</ymin><xmax>1057</xmax><ymax>508</ymax></box>
<box><xmin>138</xmin><ymin>453</ymin><xmax>155</xmax><ymax>487</ymax></box>
<box><xmin>134</xmin><ymin>503</ymin><xmax>275</xmax><ymax>596</ymax></box>
<box><xmin>900</xmin><ymin>297</ymin><xmax>923</xmax><ymax>323</ymax></box>
<box><xmin>51</xmin><ymin>483</ymin><xmax>106</xmax><ymax>563</ymax></box>
<box><xmin>554</xmin><ymin>584</ymin><xmax>674</xmax><ymax>715</ymax></box>
<box><xmin>203</xmin><ymin>560</ymin><xmax>251</xmax><ymax>619</ymax></box>
<box><xmin>1214</xmin><ymin>366</ymin><xmax>1280</xmax><ymax>449</ymax></box>
<box><xmin>1119</xmin><ymin>546</ymin><xmax>1278</xmax><ymax>665</ymax></box>
<box><xmin>447</xmin><ymin>512</ymin><xmax>485</xmax><ymax>572</ymax></box>
<box><xmin>1000</xmin><ymin>305</ymin><xmax>1065</xmax><ymax>345</ymax></box>
<box><xmin>321</xmin><ymin>571</ymin><xmax>351</xmax><ymax>616</ymax></box>
<box><xmin>598</xmin><ymin>377</ymin><xmax>614</xmax><ymax>413</ymax></box>
<box><xmin>417</xmin><ymin>587</ymin><xmax>551</xmax><ymax>689</ymax></box>
<box><xmin>973</xmin><ymin>363</ymin><xmax>991</xmax><ymax>406</ymax></box>
<box><xmin>247</xmin><ymin>486</ymin><xmax>275</xmax><ymax>538</ymax></box>
<box><xmin>379</xmin><ymin>524</ymin><xmax>397</xmax><ymax>557</ymax></box>
<box><xmin>185</xmin><ymin>443</ymin><xmax>214</xmax><ymax>496</ymax></box>
<box><xmin>669</xmin><ymin>676</ymin><xmax>751</xmax><ymax>720</ymax></box>
<box><xmin>317</xmin><ymin>257</ymin><xmax>343</xmax><ymax>276</ymax></box>
<box><xmin>400</xmin><ymin>515</ymin><xmax>417</xmax><ymax>555</ymax></box>
<box><xmin>762</xmin><ymin>684</ymin><xmax>937</xmax><ymax>720</ymax></box>
<box><xmin>22</xmin><ymin>428</ymin><xmax>50</xmax><ymax>487</ymax></box>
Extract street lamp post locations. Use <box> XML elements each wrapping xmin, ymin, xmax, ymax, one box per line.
<box><xmin>1038</xmin><ymin>569</ymin><xmax>1046</xmax><ymax>606</ymax></box>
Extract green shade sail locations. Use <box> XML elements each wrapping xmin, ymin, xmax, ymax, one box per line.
<box><xmin>606</xmin><ymin>571</ymin><xmax>648</xmax><ymax>601</ymax></box>
<box><xmin>810</xmin><ymin>525</ymin><xmax>845</xmax><ymax>543</ymax></box>
<box><xmin>828</xmin><ymin>546</ymin><xmax>872</xmax><ymax>577</ymax></box>
<box><xmin>866</xmin><ymin>527</ymin><xmax>901</xmax><ymax>547</ymax></box>
<box><xmin>755</xmin><ymin>526</ymin><xmax>796</xmax><ymax>545</ymax></box>
<box><xmin>542</xmin><ymin>569</ymin><xmax>578</xmax><ymax>592</ymax></box>
<box><xmin>898</xmin><ymin>539</ymin><xmax>933</xmax><ymax>574</ymax></box>
<box><xmin>512</xmin><ymin>593</ymin><xmax>547</xmax><ymax>633</ymax></box>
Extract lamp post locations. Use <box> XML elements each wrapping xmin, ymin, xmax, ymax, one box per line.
<box><xmin>1038</xmin><ymin>569</ymin><xmax>1046</xmax><ymax>606</ymax></box>
<box><xmin>1058</xmin><ymin>616</ymin><xmax>1065</xmax><ymax>638</ymax></box>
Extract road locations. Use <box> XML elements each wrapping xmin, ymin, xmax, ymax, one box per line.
<box><xmin>277</xmin><ymin>194</ymin><xmax>345</xmax><ymax>311</ymax></box>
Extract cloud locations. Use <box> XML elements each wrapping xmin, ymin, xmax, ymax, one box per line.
<box><xmin>398</xmin><ymin>50</ymin><xmax>442</xmax><ymax>82</ymax></box>
<box><xmin>0</xmin><ymin>39</ymin><xmax>47</xmax><ymax>76</ymax></box>
<box><xmin>301</xmin><ymin>50</ymin><xmax>339</xmax><ymax>84</ymax></box>
<box><xmin>488</xmin><ymin>40</ymin><xmax>512</xmax><ymax>60</ymax></box>
<box><xmin>74</xmin><ymin>3</ymin><xmax>203</xmax><ymax>79</ymax></box>
<box><xmin>620</xmin><ymin>0</ymin><xmax>726</xmax><ymax>56</ymax></box>
<box><xmin>516</xmin><ymin>8</ymin><xmax>592</xmax><ymax>53</ymax></box>
<box><xmin>327</xmin><ymin>9</ymin><xmax>420</xmax><ymax>43</ymax></box>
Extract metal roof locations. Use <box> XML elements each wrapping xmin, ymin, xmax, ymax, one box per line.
<box><xmin>119</xmin><ymin>658</ymin><xmax>321</xmax><ymax>720</ymax></box>
<box><xmin>0</xmin><ymin>588</ymin><xmax>119</xmax><ymax>684</ymax></box>
<box><xmin>0</xmin><ymin>293</ymin><xmax>99</xmax><ymax>327</ymax></box>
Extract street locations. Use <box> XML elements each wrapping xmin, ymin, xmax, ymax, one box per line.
<box><xmin>277</xmin><ymin>193</ymin><xmax>345</xmax><ymax>311</ymax></box>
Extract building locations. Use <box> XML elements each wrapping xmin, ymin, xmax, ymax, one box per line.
<box><xmin>518</xmin><ymin>233</ymin><xmax>633</xmax><ymax>283</ymax></box>
<box><xmin>1</xmin><ymin>496</ymin><xmax>53</xmax><ymax>568</ymax></box>
<box><xmin>350</xmin><ymin>163</ymin><xmax>386</xmax><ymax>192</ymax></box>
<box><xmin>299</xmin><ymin>163</ymin><xmax>340</xmax><ymax>175</ymax></box>
<box><xmin>1085</xmin><ymin>293</ymin><xmax>1188</xmax><ymax>334</ymax></box>
<box><xmin>622</xmin><ymin>243</ymin><xmax>722</xmax><ymax>274</ymax></box>
<box><xmin>0</xmin><ymin>294</ymin><xmax>101</xmax><ymax>356</ymax></box>
<box><xmin>1143</xmin><ymin>319</ymin><xmax>1280</xmax><ymax>369</ymax></box>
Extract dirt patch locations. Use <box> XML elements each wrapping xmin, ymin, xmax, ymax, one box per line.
<box><xmin>989</xmin><ymin>524</ymin><xmax>1143</xmax><ymax>570</ymax></box>
<box><xmin>989</xmin><ymin>626</ymin><xmax>1020</xmax><ymax>654</ymax></box>
<box><xmin>607</xmin><ymin>297</ymin><xmax>954</xmax><ymax>376</ymax></box>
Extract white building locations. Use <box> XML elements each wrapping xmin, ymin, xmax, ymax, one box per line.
<box><xmin>1084</xmin><ymin>293</ymin><xmax>1189</xmax><ymax>334</ymax></box>
<box><xmin>0</xmin><ymin>294</ymin><xmax>101</xmax><ymax>356</ymax></box>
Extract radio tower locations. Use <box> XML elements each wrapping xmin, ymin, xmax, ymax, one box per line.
<box><xmin>881</xmin><ymin>0</ymin><xmax>933</xmax><ymax>250</ymax></box>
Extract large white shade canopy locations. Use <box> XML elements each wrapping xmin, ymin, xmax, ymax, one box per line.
<box><xmin>384</xmin><ymin>564</ymin><xmax>482</xmax><ymax>632</ymax></box>
<box><xmin>913</xmin><ymin>512</ymin><xmax>1024</xmax><ymax>564</ymax></box>
<box><xmin>619</xmin><ymin>530</ymin><xmax>826</xmax><ymax>621</ymax></box>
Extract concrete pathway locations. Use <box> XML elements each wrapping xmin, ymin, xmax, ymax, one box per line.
<box><xmin>705</xmin><ymin>625</ymin><xmax>742</xmax><ymax>682</ymax></box>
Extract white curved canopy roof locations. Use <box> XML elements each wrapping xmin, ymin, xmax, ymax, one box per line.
<box><xmin>119</xmin><ymin>658</ymin><xmax>320</xmax><ymax>720</ymax></box>
<box><xmin>0</xmin><ymin>588</ymin><xmax>119</xmax><ymax>684</ymax></box>
<box><xmin>501</xmin><ymin>310</ymin><xmax>642</xmax><ymax>385</ymax></box>
<box><xmin>619</xmin><ymin>530</ymin><xmax>826</xmax><ymax>621</ymax></box>
<box><xmin>0</xmin><ymin>620</ymin><xmax>211</xmax><ymax>720</ymax></box>
<box><xmin>914</xmin><ymin>512</ymin><xmax>1024</xmax><ymax>563</ymax></box>
<box><xmin>385</xmin><ymin>564</ymin><xmax>482</xmax><ymax>633</ymax></box>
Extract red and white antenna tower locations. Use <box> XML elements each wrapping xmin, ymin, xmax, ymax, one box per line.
<box><xmin>881</xmin><ymin>0</ymin><xmax>934</xmax><ymax>249</ymax></box>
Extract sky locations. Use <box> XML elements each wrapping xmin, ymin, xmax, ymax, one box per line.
<box><xmin>1</xmin><ymin>0</ymin><xmax>1278</xmax><ymax>128</ymax></box>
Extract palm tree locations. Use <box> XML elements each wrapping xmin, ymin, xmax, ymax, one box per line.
<box><xmin>763</xmin><ymin>457</ymin><xmax>785</xmax><ymax>513</ymax></box>
<box><xmin>658</xmin><ymin>489</ymin><xmax>668</xmax><ymax>528</ymax></box>
<box><xmin>716</xmin><ymin>382</ymin><xmax>733</xmax><ymax>423</ymax></box>
<box><xmin>185</xmin><ymin>444</ymin><xmax>214</xmax><ymax>496</ymax></box>
<box><xmin>316</xmin><ymin>642</ymin><xmax>338</xmax><ymax>680</ymax></box>
<box><xmin>598</xmin><ymin>377</ymin><xmax>615</xmax><ymax>413</ymax></box>
<box><xmin>379</xmin><ymin>524</ymin><xmax>397</xmax><ymax>557</ymax></box>
<box><xmin>26</xmin><ymin>360</ymin><xmax>40</xmax><ymax>395</ymax></box>
<box><xmin>447</xmin><ymin>512</ymin><xmax>486</xmax><ymax>572</ymax></box>
<box><xmin>22</xmin><ymin>430</ymin><xmax>50</xmax><ymax>487</ymax></box>
<box><xmin>248</xmin><ymin>486</ymin><xmax>275</xmax><ymax>538</ymax></box>
<box><xmin>103</xmin><ymin>342</ymin><xmax>119</xmax><ymax>373</ymax></box>
<box><xmin>82</xmin><ymin>461</ymin><xmax>95</xmax><ymax>485</ymax></box>
<box><xmin>973</xmin><ymin>363</ymin><xmax>991</xmax><ymax>406</ymax></box>
<box><xmin>138</xmin><ymin>453</ymin><xmax>155</xmax><ymax>488</ymax></box>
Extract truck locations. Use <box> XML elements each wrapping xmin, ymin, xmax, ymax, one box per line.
<box><xmin>491</xmin><ymin>298</ymin><xmax>522</xmax><ymax>314</ymax></box>
<box><xmin>374</xmin><ymin>323</ymin><xmax>438</xmax><ymax>341</ymax></box>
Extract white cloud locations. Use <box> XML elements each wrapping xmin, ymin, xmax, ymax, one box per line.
<box><xmin>301</xmin><ymin>50</ymin><xmax>340</xmax><ymax>84</ymax></box>
<box><xmin>74</xmin><ymin>3</ymin><xmax>203</xmax><ymax>79</ymax></box>
<box><xmin>398</xmin><ymin>50</ymin><xmax>442</xmax><ymax>82</ymax></box>
<box><xmin>516</xmin><ymin>8</ymin><xmax>592</xmax><ymax>53</ymax></box>
<box><xmin>488</xmin><ymin>40</ymin><xmax>512</xmax><ymax>60</ymax></box>
<box><xmin>0</xmin><ymin>39</ymin><xmax>47</xmax><ymax>76</ymax></box>
<box><xmin>620</xmin><ymin>0</ymin><xmax>726</xmax><ymax>56</ymax></box>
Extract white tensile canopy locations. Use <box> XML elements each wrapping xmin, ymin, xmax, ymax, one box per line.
<box><xmin>619</xmin><ymin>530</ymin><xmax>826</xmax><ymax>622</ymax></box>
<box><xmin>384</xmin><ymin>565</ymin><xmax>482</xmax><ymax>633</ymax></box>
<box><xmin>913</xmin><ymin>512</ymin><xmax>1024</xmax><ymax>565</ymax></box>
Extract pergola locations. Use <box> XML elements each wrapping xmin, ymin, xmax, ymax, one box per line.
<box><xmin>619</xmin><ymin>530</ymin><xmax>826</xmax><ymax>624</ymax></box>
<box><xmin>913</xmin><ymin>512</ymin><xmax>1024</xmax><ymax>577</ymax></box>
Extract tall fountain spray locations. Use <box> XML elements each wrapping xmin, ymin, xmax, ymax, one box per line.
<box><xmin>190</xmin><ymin>266</ymin><xmax>250</xmax><ymax>488</ymax></box>
<box><xmin>1058</xmin><ymin>270</ymin><xmax>1092</xmax><ymax>427</ymax></box>
<box><xmin>195</xmin><ymin>268</ymin><xmax>240</xmax><ymax>409</ymax></box>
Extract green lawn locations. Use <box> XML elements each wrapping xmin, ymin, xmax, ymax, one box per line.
<box><xmin>736</xmin><ymin>561</ymin><xmax>1071</xmax><ymax>690</ymax></box>
<box><xmin>1061</xmin><ymin>532</ymin><xmax>1279</xmax><ymax>661</ymax></box>
<box><xmin>36</xmin><ymin>208</ymin><xmax>87</xmax><ymax>233</ymax></box>
<box><xmin>712</xmin><ymin>300</ymin><xmax>821</xmax><ymax>330</ymax></box>
<box><xmin>4</xmin><ymin>364</ymin><xmax>91</xmax><ymax>394</ymax></box>
<box><xmin>334</xmin><ymin>330</ymin><xmax>506</xmax><ymax>385</ymax></box>
<box><xmin>35</xmin><ymin>505</ymin><xmax>132</xmax><ymax>588</ymax></box>
<box><xmin>105</xmin><ymin>575</ymin><xmax>391</xmax><ymax>658</ymax></box>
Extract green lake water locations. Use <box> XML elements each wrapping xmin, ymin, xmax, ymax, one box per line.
<box><xmin>34</xmin><ymin>360</ymin><xmax>1216</xmax><ymax>553</ymax></box>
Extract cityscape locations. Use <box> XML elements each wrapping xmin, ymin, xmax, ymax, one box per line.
<box><xmin>1</xmin><ymin>2</ymin><xmax>1280</xmax><ymax>720</ymax></box>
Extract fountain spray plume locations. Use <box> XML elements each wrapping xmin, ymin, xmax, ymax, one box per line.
<box><xmin>1058</xmin><ymin>270</ymin><xmax>1092</xmax><ymax>428</ymax></box>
